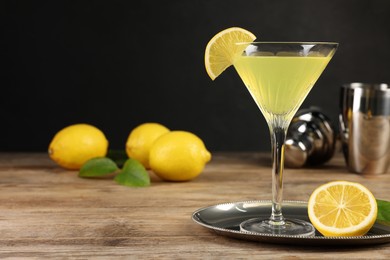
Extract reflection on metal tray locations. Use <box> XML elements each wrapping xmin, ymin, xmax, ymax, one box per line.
<box><xmin>192</xmin><ymin>200</ymin><xmax>390</xmax><ymax>246</ymax></box>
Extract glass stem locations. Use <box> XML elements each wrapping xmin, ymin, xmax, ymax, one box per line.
<box><xmin>269</xmin><ymin>125</ymin><xmax>287</xmax><ymax>226</ymax></box>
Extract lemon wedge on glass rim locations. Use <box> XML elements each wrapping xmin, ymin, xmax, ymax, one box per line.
<box><xmin>204</xmin><ymin>27</ymin><xmax>256</xmax><ymax>80</ymax></box>
<box><xmin>308</xmin><ymin>181</ymin><xmax>377</xmax><ymax>237</ymax></box>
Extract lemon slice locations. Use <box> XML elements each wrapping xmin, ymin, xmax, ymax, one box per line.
<box><xmin>204</xmin><ymin>27</ymin><xmax>256</xmax><ymax>80</ymax></box>
<box><xmin>308</xmin><ymin>181</ymin><xmax>377</xmax><ymax>237</ymax></box>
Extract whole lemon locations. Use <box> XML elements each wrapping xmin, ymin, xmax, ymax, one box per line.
<box><xmin>125</xmin><ymin>122</ymin><xmax>170</xmax><ymax>169</ymax></box>
<box><xmin>48</xmin><ymin>124</ymin><xmax>109</xmax><ymax>170</ymax></box>
<box><xmin>149</xmin><ymin>131</ymin><xmax>212</xmax><ymax>181</ymax></box>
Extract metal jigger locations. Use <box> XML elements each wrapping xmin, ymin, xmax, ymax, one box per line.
<box><xmin>285</xmin><ymin>107</ymin><xmax>336</xmax><ymax>168</ymax></box>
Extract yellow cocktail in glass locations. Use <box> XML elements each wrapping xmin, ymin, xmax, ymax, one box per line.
<box><xmin>233</xmin><ymin>42</ymin><xmax>338</xmax><ymax>236</ymax></box>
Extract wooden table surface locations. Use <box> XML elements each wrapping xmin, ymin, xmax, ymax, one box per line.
<box><xmin>0</xmin><ymin>152</ymin><xmax>389</xmax><ymax>259</ymax></box>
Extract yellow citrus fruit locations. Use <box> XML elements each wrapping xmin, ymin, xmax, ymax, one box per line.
<box><xmin>48</xmin><ymin>124</ymin><xmax>109</xmax><ymax>170</ymax></box>
<box><xmin>149</xmin><ymin>131</ymin><xmax>211</xmax><ymax>181</ymax></box>
<box><xmin>205</xmin><ymin>27</ymin><xmax>256</xmax><ymax>80</ymax></box>
<box><xmin>308</xmin><ymin>181</ymin><xmax>377</xmax><ymax>237</ymax></box>
<box><xmin>125</xmin><ymin>123</ymin><xmax>170</xmax><ymax>169</ymax></box>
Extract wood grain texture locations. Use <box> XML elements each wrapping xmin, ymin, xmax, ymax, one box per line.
<box><xmin>0</xmin><ymin>152</ymin><xmax>389</xmax><ymax>259</ymax></box>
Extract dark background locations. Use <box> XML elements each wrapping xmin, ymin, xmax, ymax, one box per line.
<box><xmin>2</xmin><ymin>0</ymin><xmax>390</xmax><ymax>152</ymax></box>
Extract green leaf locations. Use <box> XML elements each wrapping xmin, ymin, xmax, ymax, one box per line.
<box><xmin>79</xmin><ymin>157</ymin><xmax>119</xmax><ymax>177</ymax></box>
<box><xmin>377</xmin><ymin>199</ymin><xmax>390</xmax><ymax>225</ymax></box>
<box><xmin>114</xmin><ymin>158</ymin><xmax>150</xmax><ymax>187</ymax></box>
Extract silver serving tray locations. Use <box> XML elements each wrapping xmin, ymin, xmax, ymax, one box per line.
<box><xmin>192</xmin><ymin>200</ymin><xmax>390</xmax><ymax>246</ymax></box>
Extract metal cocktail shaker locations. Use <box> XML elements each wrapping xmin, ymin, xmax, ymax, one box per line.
<box><xmin>339</xmin><ymin>83</ymin><xmax>390</xmax><ymax>175</ymax></box>
<box><xmin>285</xmin><ymin>107</ymin><xmax>336</xmax><ymax>168</ymax></box>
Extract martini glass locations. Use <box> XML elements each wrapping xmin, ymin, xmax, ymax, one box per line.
<box><xmin>233</xmin><ymin>42</ymin><xmax>338</xmax><ymax>236</ymax></box>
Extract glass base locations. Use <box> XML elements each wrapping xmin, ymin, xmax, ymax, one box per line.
<box><xmin>240</xmin><ymin>218</ymin><xmax>315</xmax><ymax>236</ymax></box>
